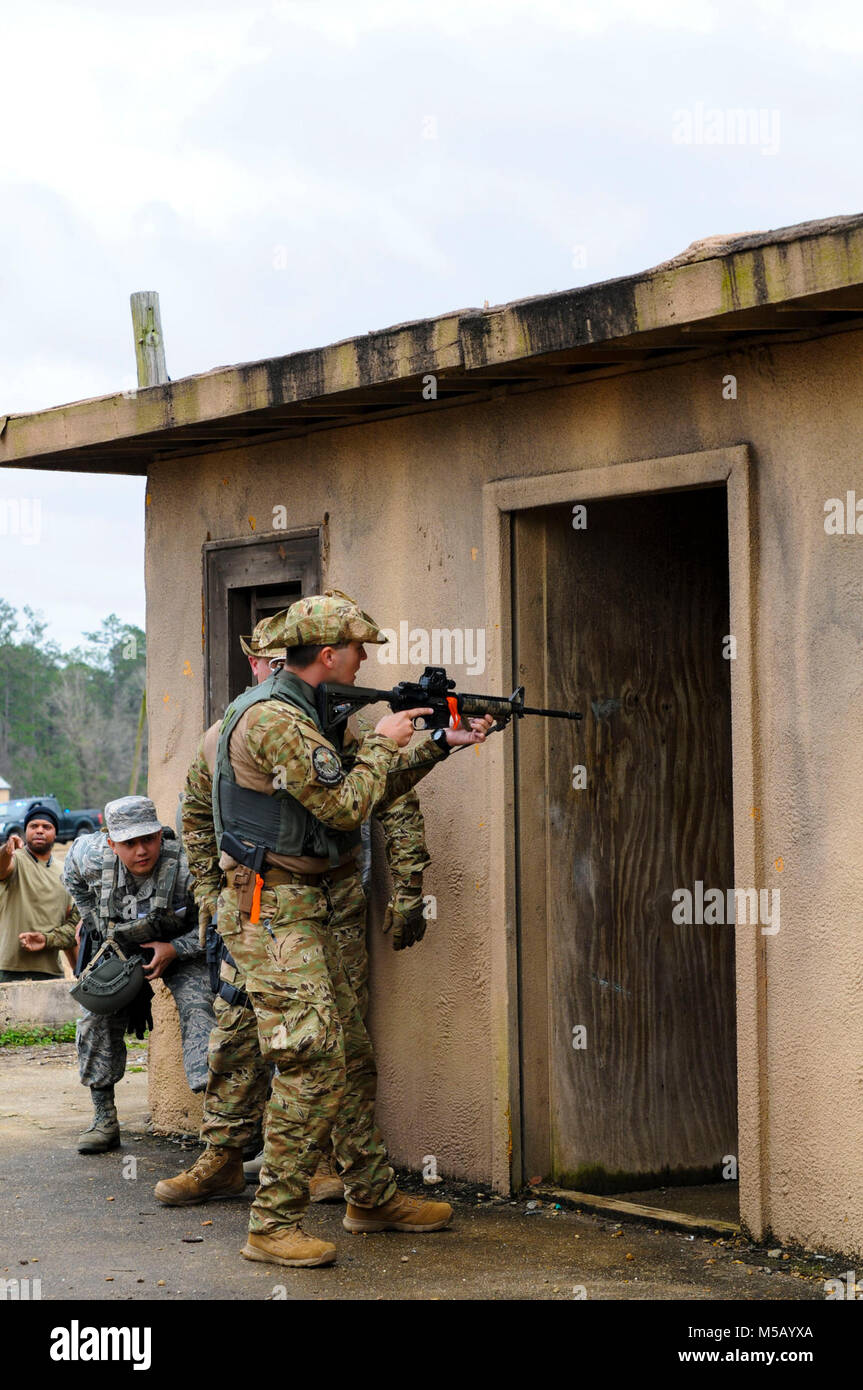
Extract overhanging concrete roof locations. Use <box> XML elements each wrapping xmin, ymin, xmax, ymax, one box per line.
<box><xmin>2</xmin><ymin>213</ymin><xmax>863</xmax><ymax>475</ymax></box>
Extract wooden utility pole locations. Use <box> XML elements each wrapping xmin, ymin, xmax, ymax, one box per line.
<box><xmin>130</xmin><ymin>291</ymin><xmax>168</xmax><ymax>387</ymax></box>
<box><xmin>127</xmin><ymin>293</ymin><xmax>160</xmax><ymax>799</ymax></box>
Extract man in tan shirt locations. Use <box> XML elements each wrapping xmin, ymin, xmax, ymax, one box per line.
<box><xmin>0</xmin><ymin>802</ymin><xmax>78</xmax><ymax>980</ymax></box>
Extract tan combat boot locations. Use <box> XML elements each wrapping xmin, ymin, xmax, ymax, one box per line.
<box><xmin>343</xmin><ymin>1189</ymin><xmax>452</xmax><ymax>1233</ymax></box>
<box><xmin>242</xmin><ymin>1227</ymin><xmax>337</xmax><ymax>1268</ymax></box>
<box><xmin>154</xmin><ymin>1146</ymin><xmax>246</xmax><ymax>1206</ymax></box>
<box><xmin>309</xmin><ymin>1153</ymin><xmax>345</xmax><ymax>1204</ymax></box>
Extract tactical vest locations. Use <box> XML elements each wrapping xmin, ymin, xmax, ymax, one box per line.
<box><xmin>212</xmin><ymin>671</ymin><xmax>361</xmax><ymax>867</ymax></box>
<box><xmin>97</xmin><ymin>833</ymin><xmax>182</xmax><ymax>936</ymax></box>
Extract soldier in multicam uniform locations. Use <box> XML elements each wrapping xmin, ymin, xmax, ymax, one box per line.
<box><xmin>155</xmin><ymin>607</ymin><xmax>431</xmax><ymax>1211</ymax></box>
<box><xmin>46</xmin><ymin>796</ymin><xmax>215</xmax><ymax>1153</ymax></box>
<box><xmin>157</xmin><ymin>591</ymin><xmax>492</xmax><ymax>1267</ymax></box>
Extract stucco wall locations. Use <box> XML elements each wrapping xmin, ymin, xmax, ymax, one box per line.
<box><xmin>145</xmin><ymin>326</ymin><xmax>863</xmax><ymax>1256</ymax></box>
<box><xmin>147</xmin><ymin>984</ymin><xmax>204</xmax><ymax>1137</ymax></box>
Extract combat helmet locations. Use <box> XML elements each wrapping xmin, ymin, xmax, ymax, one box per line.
<box><xmin>70</xmin><ymin>939</ymin><xmax>146</xmax><ymax>1016</ymax></box>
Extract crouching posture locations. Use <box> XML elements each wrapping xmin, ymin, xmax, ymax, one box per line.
<box><xmin>36</xmin><ymin>796</ymin><xmax>216</xmax><ymax>1153</ymax></box>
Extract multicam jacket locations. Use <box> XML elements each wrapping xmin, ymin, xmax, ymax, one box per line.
<box><xmin>182</xmin><ymin>698</ymin><xmax>438</xmax><ymax>920</ymax></box>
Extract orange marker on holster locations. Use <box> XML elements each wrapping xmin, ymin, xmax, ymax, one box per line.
<box><xmin>250</xmin><ymin>873</ymin><xmax>264</xmax><ymax>925</ymax></box>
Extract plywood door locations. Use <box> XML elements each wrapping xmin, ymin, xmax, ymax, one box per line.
<box><xmin>514</xmin><ymin>489</ymin><xmax>737</xmax><ymax>1188</ymax></box>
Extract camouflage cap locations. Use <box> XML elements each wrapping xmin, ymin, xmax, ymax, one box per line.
<box><xmin>239</xmin><ymin>609</ymin><xmax>291</xmax><ymax>660</ymax></box>
<box><xmin>282</xmin><ymin>589</ymin><xmax>387</xmax><ymax>649</ymax></box>
<box><xmin>105</xmin><ymin>796</ymin><xmax>163</xmax><ymax>843</ymax></box>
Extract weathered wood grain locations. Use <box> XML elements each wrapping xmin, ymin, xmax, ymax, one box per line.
<box><xmin>516</xmin><ymin>488</ymin><xmax>737</xmax><ymax>1186</ymax></box>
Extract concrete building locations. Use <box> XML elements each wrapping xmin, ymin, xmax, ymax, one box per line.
<box><xmin>0</xmin><ymin>777</ymin><xmax>10</xmax><ymax>804</ymax></box>
<box><xmin>2</xmin><ymin>213</ymin><xmax>862</xmax><ymax>1257</ymax></box>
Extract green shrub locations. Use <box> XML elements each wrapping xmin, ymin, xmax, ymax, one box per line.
<box><xmin>0</xmin><ymin>1022</ymin><xmax>78</xmax><ymax>1047</ymax></box>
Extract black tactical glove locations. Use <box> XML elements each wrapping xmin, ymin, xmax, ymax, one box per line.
<box><xmin>381</xmin><ymin>889</ymin><xmax>427</xmax><ymax>950</ymax></box>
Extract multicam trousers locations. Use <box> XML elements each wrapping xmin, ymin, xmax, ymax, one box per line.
<box><xmin>76</xmin><ymin>956</ymin><xmax>215</xmax><ymax>1092</ymax></box>
<box><xmin>200</xmin><ymin>872</ymin><xmax>369</xmax><ymax>1151</ymax></box>
<box><xmin>205</xmin><ymin>871</ymin><xmax>395</xmax><ymax>1232</ymax></box>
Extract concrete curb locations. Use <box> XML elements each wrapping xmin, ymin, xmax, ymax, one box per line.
<box><xmin>0</xmin><ymin>978</ymin><xmax>83</xmax><ymax>1030</ymax></box>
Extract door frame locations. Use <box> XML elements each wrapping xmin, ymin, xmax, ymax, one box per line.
<box><xmin>202</xmin><ymin>526</ymin><xmax>322</xmax><ymax>724</ymax></box>
<box><xmin>482</xmin><ymin>445</ymin><xmax>766</xmax><ymax>1235</ymax></box>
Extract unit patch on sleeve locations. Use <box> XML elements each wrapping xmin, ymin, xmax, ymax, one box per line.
<box><xmin>312</xmin><ymin>745</ymin><xmax>344</xmax><ymax>785</ymax></box>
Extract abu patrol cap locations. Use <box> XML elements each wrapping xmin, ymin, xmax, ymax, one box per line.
<box><xmin>282</xmin><ymin>590</ymin><xmax>387</xmax><ymax>649</ymax></box>
<box><xmin>105</xmin><ymin>795</ymin><xmax>162</xmax><ymax>842</ymax></box>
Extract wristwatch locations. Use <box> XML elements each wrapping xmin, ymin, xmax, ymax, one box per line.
<box><xmin>431</xmin><ymin>728</ymin><xmax>451</xmax><ymax>758</ymax></box>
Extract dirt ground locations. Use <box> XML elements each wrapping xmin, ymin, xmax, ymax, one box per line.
<box><xmin>0</xmin><ymin>1043</ymin><xmax>852</xmax><ymax>1303</ymax></box>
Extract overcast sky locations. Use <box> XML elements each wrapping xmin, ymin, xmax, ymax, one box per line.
<box><xmin>1</xmin><ymin>0</ymin><xmax>860</xmax><ymax>649</ymax></box>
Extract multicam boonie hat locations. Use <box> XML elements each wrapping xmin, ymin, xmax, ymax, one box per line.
<box><xmin>239</xmin><ymin>609</ymin><xmax>291</xmax><ymax>660</ymax></box>
<box><xmin>282</xmin><ymin>590</ymin><xmax>387</xmax><ymax>649</ymax></box>
<box><xmin>105</xmin><ymin>796</ymin><xmax>163</xmax><ymax>843</ymax></box>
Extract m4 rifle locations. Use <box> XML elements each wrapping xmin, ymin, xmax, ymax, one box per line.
<box><xmin>316</xmin><ymin>664</ymin><xmax>582</xmax><ymax>733</ymax></box>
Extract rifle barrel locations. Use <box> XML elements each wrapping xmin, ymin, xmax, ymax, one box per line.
<box><xmin>519</xmin><ymin>705</ymin><xmax>582</xmax><ymax>720</ymax></box>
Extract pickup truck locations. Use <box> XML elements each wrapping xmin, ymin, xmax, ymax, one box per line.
<box><xmin>0</xmin><ymin>795</ymin><xmax>104</xmax><ymax>843</ymax></box>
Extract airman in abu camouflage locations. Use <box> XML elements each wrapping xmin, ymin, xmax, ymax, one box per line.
<box><xmin>157</xmin><ymin>608</ymin><xmax>431</xmax><ymax>1206</ymax></box>
<box><xmin>157</xmin><ymin>591</ymin><xmax>493</xmax><ymax>1267</ymax></box>
<box><xmin>46</xmin><ymin>797</ymin><xmax>214</xmax><ymax>1153</ymax></box>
